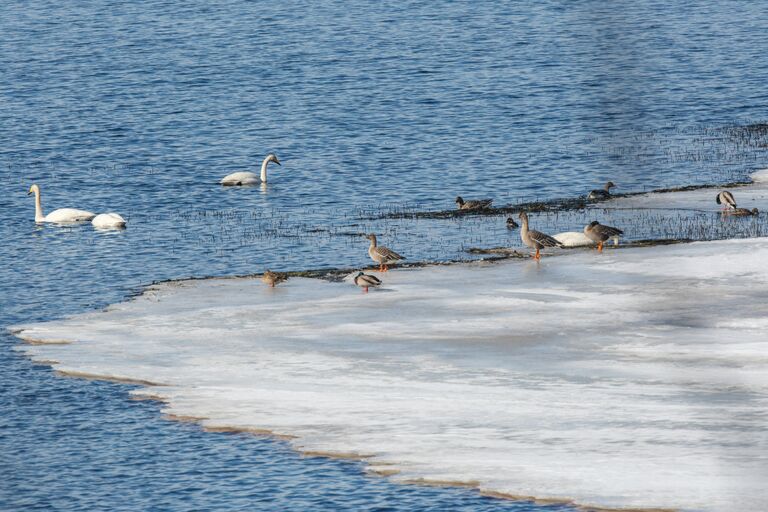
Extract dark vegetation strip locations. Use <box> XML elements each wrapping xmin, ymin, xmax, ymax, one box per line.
<box><xmin>366</xmin><ymin>180</ymin><xmax>752</xmax><ymax>220</ymax></box>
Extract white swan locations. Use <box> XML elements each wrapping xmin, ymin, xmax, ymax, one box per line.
<box><xmin>554</xmin><ymin>231</ymin><xmax>620</xmax><ymax>248</ymax></box>
<box><xmin>92</xmin><ymin>213</ymin><xmax>127</xmax><ymax>229</ymax></box>
<box><xmin>553</xmin><ymin>231</ymin><xmax>594</xmax><ymax>247</ymax></box>
<box><xmin>221</xmin><ymin>153</ymin><xmax>281</xmax><ymax>185</ymax></box>
<box><xmin>28</xmin><ymin>184</ymin><xmax>96</xmax><ymax>223</ymax></box>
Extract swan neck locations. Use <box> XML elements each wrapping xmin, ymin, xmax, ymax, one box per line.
<box><xmin>33</xmin><ymin>189</ymin><xmax>44</xmax><ymax>222</ymax></box>
<box><xmin>260</xmin><ymin>157</ymin><xmax>270</xmax><ymax>182</ymax></box>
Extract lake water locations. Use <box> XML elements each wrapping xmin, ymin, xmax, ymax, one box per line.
<box><xmin>2</xmin><ymin>1</ymin><xmax>767</xmax><ymax>510</ymax></box>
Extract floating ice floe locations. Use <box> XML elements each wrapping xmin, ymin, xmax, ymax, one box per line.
<box><xmin>13</xmin><ymin>235</ymin><xmax>768</xmax><ymax>512</ymax></box>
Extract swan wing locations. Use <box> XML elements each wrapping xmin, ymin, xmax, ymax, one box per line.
<box><xmin>554</xmin><ymin>232</ymin><xmax>592</xmax><ymax>247</ymax></box>
<box><xmin>221</xmin><ymin>172</ymin><xmax>260</xmax><ymax>186</ymax></box>
<box><xmin>44</xmin><ymin>208</ymin><xmax>96</xmax><ymax>223</ymax></box>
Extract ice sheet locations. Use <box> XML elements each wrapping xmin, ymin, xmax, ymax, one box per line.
<box><xmin>14</xmin><ymin>236</ymin><xmax>768</xmax><ymax>512</ymax></box>
<box><xmin>603</xmin><ymin>168</ymin><xmax>768</xmax><ymax>212</ymax></box>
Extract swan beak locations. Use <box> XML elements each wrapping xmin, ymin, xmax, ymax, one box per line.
<box><xmin>274</xmin><ymin>158</ymin><xmax>281</xmax><ymax>166</ymax></box>
<box><xmin>27</xmin><ymin>190</ymin><xmax>33</xmax><ymax>196</ymax></box>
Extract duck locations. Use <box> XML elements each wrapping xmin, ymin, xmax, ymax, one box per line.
<box><xmin>92</xmin><ymin>213</ymin><xmax>127</xmax><ymax>229</ymax></box>
<box><xmin>261</xmin><ymin>270</ymin><xmax>288</xmax><ymax>287</ymax></box>
<box><xmin>587</xmin><ymin>181</ymin><xmax>616</xmax><ymax>200</ymax></box>
<box><xmin>518</xmin><ymin>211</ymin><xmax>564</xmax><ymax>260</ymax></box>
<box><xmin>726</xmin><ymin>207</ymin><xmax>759</xmax><ymax>216</ymax></box>
<box><xmin>27</xmin><ymin>184</ymin><xmax>96</xmax><ymax>223</ymax></box>
<box><xmin>506</xmin><ymin>217</ymin><xmax>519</xmax><ymax>229</ymax></box>
<box><xmin>353</xmin><ymin>271</ymin><xmax>382</xmax><ymax>293</ymax></box>
<box><xmin>365</xmin><ymin>234</ymin><xmax>405</xmax><ymax>272</ymax></box>
<box><xmin>584</xmin><ymin>221</ymin><xmax>624</xmax><ymax>252</ymax></box>
<box><xmin>221</xmin><ymin>153</ymin><xmax>281</xmax><ymax>186</ymax></box>
<box><xmin>455</xmin><ymin>196</ymin><xmax>493</xmax><ymax>210</ymax></box>
<box><xmin>716</xmin><ymin>191</ymin><xmax>737</xmax><ymax>211</ymax></box>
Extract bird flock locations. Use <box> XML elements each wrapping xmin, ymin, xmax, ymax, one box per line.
<box><xmin>26</xmin><ymin>157</ymin><xmax>750</xmax><ymax>292</ymax></box>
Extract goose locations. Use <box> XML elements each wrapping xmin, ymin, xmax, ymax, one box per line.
<box><xmin>92</xmin><ymin>213</ymin><xmax>127</xmax><ymax>229</ymax></box>
<box><xmin>584</xmin><ymin>221</ymin><xmax>624</xmax><ymax>252</ymax></box>
<box><xmin>716</xmin><ymin>191</ymin><xmax>737</xmax><ymax>211</ymax></box>
<box><xmin>261</xmin><ymin>270</ymin><xmax>288</xmax><ymax>287</ymax></box>
<box><xmin>519</xmin><ymin>212</ymin><xmax>564</xmax><ymax>260</ymax></box>
<box><xmin>221</xmin><ymin>153</ymin><xmax>281</xmax><ymax>186</ymax></box>
<box><xmin>587</xmin><ymin>181</ymin><xmax>616</xmax><ymax>200</ymax></box>
<box><xmin>27</xmin><ymin>184</ymin><xmax>96</xmax><ymax>223</ymax></box>
<box><xmin>727</xmin><ymin>207</ymin><xmax>759</xmax><ymax>216</ymax></box>
<box><xmin>366</xmin><ymin>234</ymin><xmax>405</xmax><ymax>272</ymax></box>
<box><xmin>353</xmin><ymin>271</ymin><xmax>382</xmax><ymax>293</ymax></box>
<box><xmin>455</xmin><ymin>196</ymin><xmax>493</xmax><ymax>210</ymax></box>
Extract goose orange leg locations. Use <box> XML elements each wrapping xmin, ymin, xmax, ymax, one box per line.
<box><xmin>534</xmin><ymin>248</ymin><xmax>541</xmax><ymax>260</ymax></box>
<box><xmin>598</xmin><ymin>241</ymin><xmax>604</xmax><ymax>253</ymax></box>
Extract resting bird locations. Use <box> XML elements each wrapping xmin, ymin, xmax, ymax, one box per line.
<box><xmin>353</xmin><ymin>271</ymin><xmax>382</xmax><ymax>293</ymax></box>
<box><xmin>261</xmin><ymin>270</ymin><xmax>288</xmax><ymax>287</ymax></box>
<box><xmin>366</xmin><ymin>234</ymin><xmax>405</xmax><ymax>272</ymax></box>
<box><xmin>584</xmin><ymin>221</ymin><xmax>624</xmax><ymax>252</ymax></box>
<box><xmin>221</xmin><ymin>153</ymin><xmax>281</xmax><ymax>186</ymax></box>
<box><xmin>587</xmin><ymin>181</ymin><xmax>616</xmax><ymax>200</ymax></box>
<box><xmin>92</xmin><ymin>213</ymin><xmax>127</xmax><ymax>229</ymax></box>
<box><xmin>506</xmin><ymin>217</ymin><xmax>519</xmax><ymax>229</ymax></box>
<box><xmin>716</xmin><ymin>191</ymin><xmax>737</xmax><ymax>211</ymax></box>
<box><xmin>727</xmin><ymin>207</ymin><xmax>758</xmax><ymax>216</ymax></box>
<box><xmin>455</xmin><ymin>196</ymin><xmax>493</xmax><ymax>210</ymax></box>
<box><xmin>518</xmin><ymin>212</ymin><xmax>564</xmax><ymax>260</ymax></box>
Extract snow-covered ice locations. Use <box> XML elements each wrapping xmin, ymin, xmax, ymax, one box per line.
<box><xmin>14</xmin><ymin>235</ymin><xmax>768</xmax><ymax>511</ymax></box>
<box><xmin>601</xmin><ymin>168</ymin><xmax>768</xmax><ymax>212</ymax></box>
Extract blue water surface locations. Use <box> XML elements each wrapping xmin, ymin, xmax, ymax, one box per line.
<box><xmin>2</xmin><ymin>1</ymin><xmax>768</xmax><ymax>510</ymax></box>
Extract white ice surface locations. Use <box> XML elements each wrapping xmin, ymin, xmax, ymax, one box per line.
<box><xmin>14</xmin><ymin>236</ymin><xmax>768</xmax><ymax>512</ymax></box>
<box><xmin>602</xmin><ymin>168</ymin><xmax>768</xmax><ymax>211</ymax></box>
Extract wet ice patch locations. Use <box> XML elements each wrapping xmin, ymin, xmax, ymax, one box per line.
<box><xmin>13</xmin><ymin>239</ymin><xmax>768</xmax><ymax>511</ymax></box>
<box><xmin>603</xmin><ymin>168</ymin><xmax>768</xmax><ymax>212</ymax></box>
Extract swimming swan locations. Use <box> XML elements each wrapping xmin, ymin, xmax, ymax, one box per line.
<box><xmin>28</xmin><ymin>184</ymin><xmax>96</xmax><ymax>223</ymax></box>
<box><xmin>92</xmin><ymin>213</ymin><xmax>127</xmax><ymax>229</ymax></box>
<box><xmin>221</xmin><ymin>153</ymin><xmax>281</xmax><ymax>185</ymax></box>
